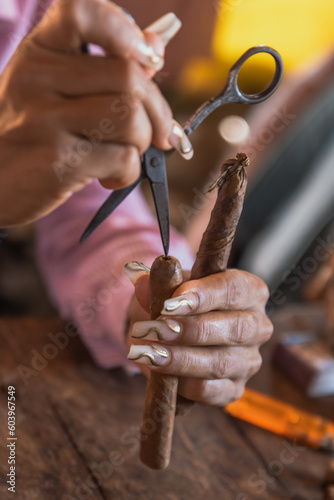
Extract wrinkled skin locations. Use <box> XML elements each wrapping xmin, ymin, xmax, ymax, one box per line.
<box><xmin>0</xmin><ymin>0</ymin><xmax>273</xmax><ymax>407</ymax></box>
<box><xmin>0</xmin><ymin>0</ymin><xmax>171</xmax><ymax>226</ymax></box>
<box><xmin>128</xmin><ymin>269</ymin><xmax>273</xmax><ymax>407</ymax></box>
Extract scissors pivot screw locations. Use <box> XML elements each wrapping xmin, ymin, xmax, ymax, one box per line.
<box><xmin>150</xmin><ymin>157</ymin><xmax>162</xmax><ymax>168</ymax></box>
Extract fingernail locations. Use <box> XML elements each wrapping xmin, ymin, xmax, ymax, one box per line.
<box><xmin>162</xmin><ymin>293</ymin><xmax>197</xmax><ymax>315</ymax></box>
<box><xmin>169</xmin><ymin>120</ymin><xmax>194</xmax><ymax>160</ymax></box>
<box><xmin>132</xmin><ymin>319</ymin><xmax>181</xmax><ymax>341</ymax></box>
<box><xmin>124</xmin><ymin>261</ymin><xmax>150</xmax><ymax>285</ymax></box>
<box><xmin>145</xmin><ymin>13</ymin><xmax>182</xmax><ymax>46</ymax></box>
<box><xmin>133</xmin><ymin>38</ymin><xmax>164</xmax><ymax>70</ymax></box>
<box><xmin>127</xmin><ymin>344</ymin><xmax>170</xmax><ymax>366</ymax></box>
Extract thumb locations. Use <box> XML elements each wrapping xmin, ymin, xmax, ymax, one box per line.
<box><xmin>124</xmin><ymin>261</ymin><xmax>151</xmax><ymax>313</ymax></box>
<box><xmin>31</xmin><ymin>0</ymin><xmax>163</xmax><ymax>70</ymax></box>
<box><xmin>134</xmin><ymin>274</ymin><xmax>150</xmax><ymax>314</ymax></box>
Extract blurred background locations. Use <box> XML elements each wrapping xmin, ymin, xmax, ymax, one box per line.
<box><xmin>0</xmin><ymin>0</ymin><xmax>333</xmax><ymax>315</ymax></box>
<box><xmin>181</xmin><ymin>0</ymin><xmax>334</xmax><ymax>93</ymax></box>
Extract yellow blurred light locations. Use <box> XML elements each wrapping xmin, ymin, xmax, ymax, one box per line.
<box><xmin>213</xmin><ymin>0</ymin><xmax>334</xmax><ymax>73</ymax></box>
<box><xmin>180</xmin><ymin>0</ymin><xmax>334</xmax><ymax>94</ymax></box>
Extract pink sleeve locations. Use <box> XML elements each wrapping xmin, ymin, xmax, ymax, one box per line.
<box><xmin>35</xmin><ymin>181</ymin><xmax>194</xmax><ymax>368</ymax></box>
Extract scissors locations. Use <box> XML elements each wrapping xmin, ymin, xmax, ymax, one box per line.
<box><xmin>80</xmin><ymin>45</ymin><xmax>283</xmax><ymax>255</ymax></box>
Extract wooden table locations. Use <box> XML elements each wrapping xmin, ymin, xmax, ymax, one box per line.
<box><xmin>0</xmin><ymin>306</ymin><xmax>333</xmax><ymax>499</ymax></box>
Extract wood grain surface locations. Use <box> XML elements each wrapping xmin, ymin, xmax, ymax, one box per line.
<box><xmin>0</xmin><ymin>308</ymin><xmax>333</xmax><ymax>499</ymax></box>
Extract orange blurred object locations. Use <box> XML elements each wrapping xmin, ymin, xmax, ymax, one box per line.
<box><xmin>225</xmin><ymin>388</ymin><xmax>334</xmax><ymax>450</ymax></box>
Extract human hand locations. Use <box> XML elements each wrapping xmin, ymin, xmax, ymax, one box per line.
<box><xmin>126</xmin><ymin>265</ymin><xmax>273</xmax><ymax>406</ymax></box>
<box><xmin>0</xmin><ymin>1</ymin><xmax>190</xmax><ymax>226</ymax></box>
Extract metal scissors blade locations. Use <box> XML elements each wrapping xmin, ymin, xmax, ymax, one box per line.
<box><xmin>142</xmin><ymin>146</ymin><xmax>170</xmax><ymax>256</ymax></box>
<box><xmin>80</xmin><ymin>147</ymin><xmax>170</xmax><ymax>255</ymax></box>
<box><xmin>80</xmin><ymin>176</ymin><xmax>142</xmax><ymax>243</ymax></box>
<box><xmin>80</xmin><ymin>45</ymin><xmax>284</xmax><ymax>254</ymax></box>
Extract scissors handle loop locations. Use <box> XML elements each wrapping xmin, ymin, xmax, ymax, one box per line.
<box><xmin>184</xmin><ymin>45</ymin><xmax>283</xmax><ymax>136</ymax></box>
<box><xmin>227</xmin><ymin>45</ymin><xmax>283</xmax><ymax>104</ymax></box>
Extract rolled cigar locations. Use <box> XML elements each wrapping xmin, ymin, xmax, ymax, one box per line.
<box><xmin>175</xmin><ymin>154</ymin><xmax>249</xmax><ymax>417</ymax></box>
<box><xmin>140</xmin><ymin>256</ymin><xmax>183</xmax><ymax>469</ymax></box>
<box><xmin>140</xmin><ymin>153</ymin><xmax>249</xmax><ymax>469</ymax></box>
<box><xmin>191</xmin><ymin>152</ymin><xmax>249</xmax><ymax>279</ymax></box>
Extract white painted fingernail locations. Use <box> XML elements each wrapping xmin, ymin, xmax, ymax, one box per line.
<box><xmin>169</xmin><ymin>120</ymin><xmax>194</xmax><ymax>160</ymax></box>
<box><xmin>127</xmin><ymin>344</ymin><xmax>170</xmax><ymax>366</ymax></box>
<box><xmin>145</xmin><ymin>13</ymin><xmax>182</xmax><ymax>46</ymax></box>
<box><xmin>162</xmin><ymin>293</ymin><xmax>198</xmax><ymax>315</ymax></box>
<box><xmin>133</xmin><ymin>38</ymin><xmax>164</xmax><ymax>70</ymax></box>
<box><xmin>124</xmin><ymin>261</ymin><xmax>150</xmax><ymax>285</ymax></box>
<box><xmin>132</xmin><ymin>319</ymin><xmax>181</xmax><ymax>341</ymax></box>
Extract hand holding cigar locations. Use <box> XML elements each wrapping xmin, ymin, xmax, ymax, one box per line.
<box><xmin>126</xmin><ymin>153</ymin><xmax>273</xmax><ymax>468</ymax></box>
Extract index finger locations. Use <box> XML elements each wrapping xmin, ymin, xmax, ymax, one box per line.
<box><xmin>31</xmin><ymin>0</ymin><xmax>163</xmax><ymax>70</ymax></box>
<box><xmin>161</xmin><ymin>269</ymin><xmax>270</xmax><ymax>315</ymax></box>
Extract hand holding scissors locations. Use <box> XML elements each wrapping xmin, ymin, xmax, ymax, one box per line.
<box><xmin>81</xmin><ymin>45</ymin><xmax>283</xmax><ymax>253</ymax></box>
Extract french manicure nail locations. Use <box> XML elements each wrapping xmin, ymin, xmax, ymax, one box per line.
<box><xmin>127</xmin><ymin>344</ymin><xmax>170</xmax><ymax>366</ymax></box>
<box><xmin>132</xmin><ymin>319</ymin><xmax>181</xmax><ymax>341</ymax></box>
<box><xmin>133</xmin><ymin>39</ymin><xmax>164</xmax><ymax>70</ymax></box>
<box><xmin>162</xmin><ymin>293</ymin><xmax>198</xmax><ymax>315</ymax></box>
<box><xmin>145</xmin><ymin>12</ymin><xmax>182</xmax><ymax>46</ymax></box>
<box><xmin>124</xmin><ymin>261</ymin><xmax>150</xmax><ymax>285</ymax></box>
<box><xmin>169</xmin><ymin>120</ymin><xmax>194</xmax><ymax>160</ymax></box>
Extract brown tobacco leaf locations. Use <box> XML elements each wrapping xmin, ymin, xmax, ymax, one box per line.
<box><xmin>191</xmin><ymin>153</ymin><xmax>249</xmax><ymax>280</ymax></box>
<box><xmin>207</xmin><ymin>152</ymin><xmax>249</xmax><ymax>193</ymax></box>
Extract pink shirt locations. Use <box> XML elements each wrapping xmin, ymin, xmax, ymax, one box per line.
<box><xmin>0</xmin><ymin>0</ymin><xmax>194</xmax><ymax>368</ymax></box>
<box><xmin>0</xmin><ymin>0</ymin><xmax>45</xmax><ymax>72</ymax></box>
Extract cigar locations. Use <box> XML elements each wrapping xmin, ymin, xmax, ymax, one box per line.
<box><xmin>140</xmin><ymin>256</ymin><xmax>183</xmax><ymax>469</ymax></box>
<box><xmin>191</xmin><ymin>152</ymin><xmax>248</xmax><ymax>279</ymax></box>
<box><xmin>176</xmin><ymin>153</ymin><xmax>249</xmax><ymax>415</ymax></box>
<box><xmin>140</xmin><ymin>153</ymin><xmax>249</xmax><ymax>469</ymax></box>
